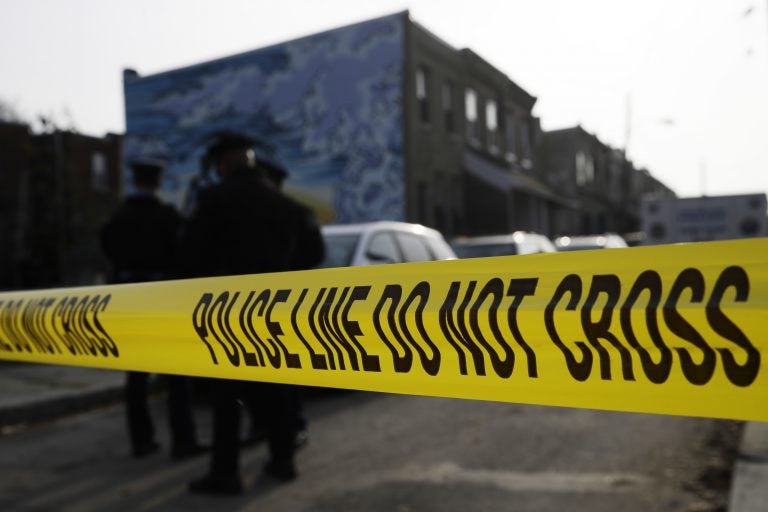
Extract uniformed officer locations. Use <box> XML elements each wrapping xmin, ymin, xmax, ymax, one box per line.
<box><xmin>241</xmin><ymin>155</ymin><xmax>310</xmax><ymax>450</ymax></box>
<box><xmin>101</xmin><ymin>159</ymin><xmax>205</xmax><ymax>460</ymax></box>
<box><xmin>183</xmin><ymin>133</ymin><xmax>324</xmax><ymax>495</ymax></box>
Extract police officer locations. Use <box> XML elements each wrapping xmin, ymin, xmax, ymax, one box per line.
<box><xmin>241</xmin><ymin>155</ymin><xmax>310</xmax><ymax>450</ymax></box>
<box><xmin>184</xmin><ymin>134</ymin><xmax>324</xmax><ymax>495</ymax></box>
<box><xmin>100</xmin><ymin>159</ymin><xmax>205</xmax><ymax>460</ymax></box>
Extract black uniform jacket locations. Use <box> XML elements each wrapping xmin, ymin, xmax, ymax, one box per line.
<box><xmin>101</xmin><ymin>194</ymin><xmax>180</xmax><ymax>283</ymax></box>
<box><xmin>181</xmin><ymin>167</ymin><xmax>325</xmax><ymax>278</ymax></box>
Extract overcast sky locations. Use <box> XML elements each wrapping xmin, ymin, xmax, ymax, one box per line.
<box><xmin>1</xmin><ymin>0</ymin><xmax>766</xmax><ymax>198</ymax></box>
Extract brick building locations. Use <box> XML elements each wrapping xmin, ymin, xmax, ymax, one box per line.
<box><xmin>0</xmin><ymin>121</ymin><xmax>35</xmax><ymax>289</ymax></box>
<box><xmin>537</xmin><ymin>126</ymin><xmax>675</xmax><ymax>236</ymax></box>
<box><xmin>122</xmin><ymin>11</ymin><xmax>674</xmax><ymax>241</ymax></box>
<box><xmin>405</xmin><ymin>22</ymin><xmax>572</xmax><ymax>237</ymax></box>
<box><xmin>0</xmin><ymin>122</ymin><xmax>122</xmax><ymax>290</ymax></box>
<box><xmin>123</xmin><ymin>12</ymin><xmax>573</xmax><ymax>239</ymax></box>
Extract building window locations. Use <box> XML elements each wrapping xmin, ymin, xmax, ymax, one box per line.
<box><xmin>575</xmin><ymin>151</ymin><xmax>595</xmax><ymax>186</ymax></box>
<box><xmin>465</xmin><ymin>88</ymin><xmax>478</xmax><ymax>143</ymax></box>
<box><xmin>442</xmin><ymin>82</ymin><xmax>454</xmax><ymax>133</ymax></box>
<box><xmin>486</xmin><ymin>99</ymin><xmax>499</xmax><ymax>154</ymax></box>
<box><xmin>520</xmin><ymin>120</ymin><xmax>531</xmax><ymax>165</ymax></box>
<box><xmin>416</xmin><ymin>67</ymin><xmax>430</xmax><ymax>124</ymax></box>
<box><xmin>505</xmin><ymin>113</ymin><xmax>517</xmax><ymax>162</ymax></box>
<box><xmin>91</xmin><ymin>152</ymin><xmax>109</xmax><ymax>192</ymax></box>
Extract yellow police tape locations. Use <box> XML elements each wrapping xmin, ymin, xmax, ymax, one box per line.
<box><xmin>0</xmin><ymin>238</ymin><xmax>766</xmax><ymax>421</ymax></box>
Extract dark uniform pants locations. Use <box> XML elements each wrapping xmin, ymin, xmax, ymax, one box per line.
<box><xmin>209</xmin><ymin>379</ymin><xmax>298</xmax><ymax>476</ymax></box>
<box><xmin>125</xmin><ymin>372</ymin><xmax>198</xmax><ymax>452</ymax></box>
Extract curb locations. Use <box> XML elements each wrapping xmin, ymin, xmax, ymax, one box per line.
<box><xmin>0</xmin><ymin>363</ymin><xmax>128</xmax><ymax>432</ymax></box>
<box><xmin>0</xmin><ymin>386</ymin><xmax>124</xmax><ymax>431</ymax></box>
<box><xmin>728</xmin><ymin>421</ymin><xmax>768</xmax><ymax>512</ymax></box>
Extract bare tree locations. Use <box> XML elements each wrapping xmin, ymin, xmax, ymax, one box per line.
<box><xmin>0</xmin><ymin>98</ymin><xmax>28</xmax><ymax>124</ymax></box>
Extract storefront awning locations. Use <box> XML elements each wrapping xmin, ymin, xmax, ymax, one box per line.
<box><xmin>463</xmin><ymin>151</ymin><xmax>579</xmax><ymax>209</ymax></box>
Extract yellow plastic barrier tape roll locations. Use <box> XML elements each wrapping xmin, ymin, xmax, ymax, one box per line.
<box><xmin>0</xmin><ymin>239</ymin><xmax>766</xmax><ymax>421</ymax></box>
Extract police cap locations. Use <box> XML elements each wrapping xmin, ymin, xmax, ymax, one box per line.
<box><xmin>204</xmin><ymin>132</ymin><xmax>257</xmax><ymax>165</ymax></box>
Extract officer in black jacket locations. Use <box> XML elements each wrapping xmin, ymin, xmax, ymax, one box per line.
<box><xmin>184</xmin><ymin>134</ymin><xmax>325</xmax><ymax>495</ymax></box>
<box><xmin>101</xmin><ymin>159</ymin><xmax>205</xmax><ymax>460</ymax></box>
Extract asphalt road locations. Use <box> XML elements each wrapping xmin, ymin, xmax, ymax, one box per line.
<box><xmin>0</xmin><ymin>389</ymin><xmax>741</xmax><ymax>511</ymax></box>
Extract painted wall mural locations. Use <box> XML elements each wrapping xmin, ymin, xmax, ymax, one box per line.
<box><xmin>123</xmin><ymin>13</ymin><xmax>405</xmax><ymax>224</ymax></box>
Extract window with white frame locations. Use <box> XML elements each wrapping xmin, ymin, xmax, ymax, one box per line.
<box><xmin>486</xmin><ymin>99</ymin><xmax>499</xmax><ymax>154</ymax></box>
<box><xmin>505</xmin><ymin>113</ymin><xmax>517</xmax><ymax>162</ymax></box>
<box><xmin>465</xmin><ymin>88</ymin><xmax>478</xmax><ymax>143</ymax></box>
<box><xmin>416</xmin><ymin>67</ymin><xmax>430</xmax><ymax>124</ymax></box>
<box><xmin>575</xmin><ymin>151</ymin><xmax>595</xmax><ymax>186</ymax></box>
<box><xmin>442</xmin><ymin>82</ymin><xmax>454</xmax><ymax>133</ymax></box>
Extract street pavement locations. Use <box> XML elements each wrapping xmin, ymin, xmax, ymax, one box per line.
<box><xmin>0</xmin><ymin>360</ymin><xmax>765</xmax><ymax>511</ymax></box>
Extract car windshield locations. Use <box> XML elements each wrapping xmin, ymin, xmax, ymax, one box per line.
<box><xmin>452</xmin><ymin>243</ymin><xmax>518</xmax><ymax>259</ymax></box>
<box><xmin>319</xmin><ymin>233</ymin><xmax>360</xmax><ymax>268</ymax></box>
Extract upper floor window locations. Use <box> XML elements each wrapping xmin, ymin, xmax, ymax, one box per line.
<box><xmin>416</xmin><ymin>67</ymin><xmax>430</xmax><ymax>124</ymax></box>
<box><xmin>520</xmin><ymin>121</ymin><xmax>531</xmax><ymax>161</ymax></box>
<box><xmin>91</xmin><ymin>152</ymin><xmax>109</xmax><ymax>192</ymax></box>
<box><xmin>465</xmin><ymin>88</ymin><xmax>478</xmax><ymax>143</ymax></box>
<box><xmin>575</xmin><ymin>151</ymin><xmax>595</xmax><ymax>186</ymax></box>
<box><xmin>442</xmin><ymin>82</ymin><xmax>454</xmax><ymax>133</ymax></box>
<box><xmin>486</xmin><ymin>100</ymin><xmax>499</xmax><ymax>154</ymax></box>
<box><xmin>505</xmin><ymin>113</ymin><xmax>517</xmax><ymax>162</ymax></box>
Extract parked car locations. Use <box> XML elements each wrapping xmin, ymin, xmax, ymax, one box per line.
<box><xmin>450</xmin><ymin>232</ymin><xmax>556</xmax><ymax>259</ymax></box>
<box><xmin>554</xmin><ymin>233</ymin><xmax>628</xmax><ymax>251</ymax></box>
<box><xmin>319</xmin><ymin>221</ymin><xmax>456</xmax><ymax>268</ymax></box>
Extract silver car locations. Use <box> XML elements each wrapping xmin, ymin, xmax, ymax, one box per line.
<box><xmin>554</xmin><ymin>233</ymin><xmax>628</xmax><ymax>251</ymax></box>
<box><xmin>450</xmin><ymin>232</ymin><xmax>556</xmax><ymax>259</ymax></box>
<box><xmin>320</xmin><ymin>221</ymin><xmax>456</xmax><ymax>268</ymax></box>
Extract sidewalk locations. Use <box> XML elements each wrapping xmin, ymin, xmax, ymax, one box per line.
<box><xmin>0</xmin><ymin>361</ymin><xmax>764</xmax><ymax>510</ymax></box>
<box><xmin>0</xmin><ymin>361</ymin><xmax>124</xmax><ymax>431</ymax></box>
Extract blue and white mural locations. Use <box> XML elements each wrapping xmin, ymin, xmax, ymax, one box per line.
<box><xmin>123</xmin><ymin>13</ymin><xmax>405</xmax><ymax>224</ymax></box>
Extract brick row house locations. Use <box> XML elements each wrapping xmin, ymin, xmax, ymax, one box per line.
<box><xmin>0</xmin><ymin>121</ymin><xmax>121</xmax><ymax>290</ymax></box>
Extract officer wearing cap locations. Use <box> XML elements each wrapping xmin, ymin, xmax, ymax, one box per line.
<box><xmin>183</xmin><ymin>133</ymin><xmax>324</xmax><ymax>495</ymax></box>
<box><xmin>101</xmin><ymin>159</ymin><xmax>205</xmax><ymax>460</ymax></box>
<box><xmin>102</xmin><ymin>159</ymin><xmax>174</xmax><ymax>283</ymax></box>
<box><xmin>241</xmin><ymin>154</ymin><xmax>310</xmax><ymax>451</ymax></box>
